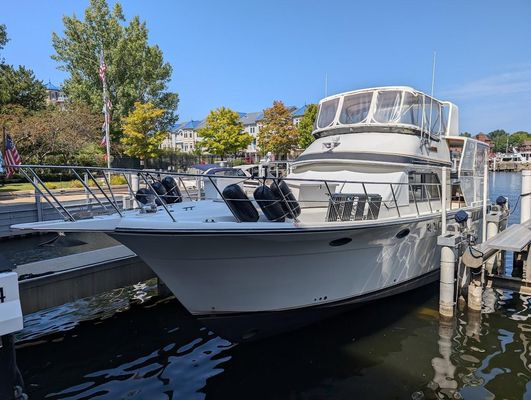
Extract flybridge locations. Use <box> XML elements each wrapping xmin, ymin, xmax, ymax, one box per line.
<box><xmin>313</xmin><ymin>86</ymin><xmax>459</xmax><ymax>139</ymax></box>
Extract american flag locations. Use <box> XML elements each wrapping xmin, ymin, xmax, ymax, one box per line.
<box><xmin>98</xmin><ymin>53</ymin><xmax>107</xmax><ymax>82</ymax></box>
<box><xmin>4</xmin><ymin>134</ymin><xmax>21</xmax><ymax>178</ymax></box>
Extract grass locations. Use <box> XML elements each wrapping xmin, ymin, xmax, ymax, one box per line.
<box><xmin>0</xmin><ymin>175</ymin><xmax>128</xmax><ymax>192</ymax></box>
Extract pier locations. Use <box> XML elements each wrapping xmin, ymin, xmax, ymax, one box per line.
<box><xmin>438</xmin><ymin>169</ymin><xmax>531</xmax><ymax>317</ymax></box>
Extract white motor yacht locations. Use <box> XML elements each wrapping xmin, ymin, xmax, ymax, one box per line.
<box><xmin>11</xmin><ymin>86</ymin><xmax>489</xmax><ymax>340</ymax></box>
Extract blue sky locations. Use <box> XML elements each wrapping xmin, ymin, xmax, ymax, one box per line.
<box><xmin>2</xmin><ymin>0</ymin><xmax>531</xmax><ymax>133</ymax></box>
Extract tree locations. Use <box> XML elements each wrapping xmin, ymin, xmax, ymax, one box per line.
<box><xmin>0</xmin><ymin>65</ymin><xmax>46</xmax><ymax>111</ymax></box>
<box><xmin>258</xmin><ymin>100</ymin><xmax>299</xmax><ymax>158</ymax></box>
<box><xmin>510</xmin><ymin>131</ymin><xmax>531</xmax><ymax>149</ymax></box>
<box><xmin>0</xmin><ymin>25</ymin><xmax>46</xmax><ymax>111</ymax></box>
<box><xmin>0</xmin><ymin>24</ymin><xmax>8</xmax><ymax>56</ymax></box>
<box><xmin>298</xmin><ymin>104</ymin><xmax>318</xmax><ymax>149</ymax></box>
<box><xmin>197</xmin><ymin>107</ymin><xmax>252</xmax><ymax>159</ymax></box>
<box><xmin>52</xmin><ymin>0</ymin><xmax>178</xmax><ymax>140</ymax></box>
<box><xmin>120</xmin><ymin>102</ymin><xmax>168</xmax><ymax>162</ymax></box>
<box><xmin>488</xmin><ymin>129</ymin><xmax>509</xmax><ymax>153</ymax></box>
<box><xmin>460</xmin><ymin>132</ymin><xmax>471</xmax><ymax>138</ymax></box>
<box><xmin>2</xmin><ymin>103</ymin><xmax>103</xmax><ymax>165</ymax></box>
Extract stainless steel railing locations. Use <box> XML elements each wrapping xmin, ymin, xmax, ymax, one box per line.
<box><xmin>4</xmin><ymin>165</ymin><xmax>472</xmax><ymax>223</ymax></box>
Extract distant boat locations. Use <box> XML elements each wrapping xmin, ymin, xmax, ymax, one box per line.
<box><xmin>12</xmin><ymin>86</ymin><xmax>488</xmax><ymax>341</ymax></box>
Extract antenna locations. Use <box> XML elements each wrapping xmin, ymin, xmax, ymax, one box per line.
<box><xmin>426</xmin><ymin>51</ymin><xmax>437</xmax><ymax>144</ymax></box>
<box><xmin>430</xmin><ymin>51</ymin><xmax>437</xmax><ymax>98</ymax></box>
<box><xmin>325</xmin><ymin>73</ymin><xmax>328</xmax><ymax>97</ymax></box>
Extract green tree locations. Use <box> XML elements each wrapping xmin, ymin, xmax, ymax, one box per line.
<box><xmin>52</xmin><ymin>0</ymin><xmax>178</xmax><ymax>139</ymax></box>
<box><xmin>0</xmin><ymin>24</ymin><xmax>8</xmax><ymax>56</ymax></box>
<box><xmin>488</xmin><ymin>129</ymin><xmax>509</xmax><ymax>153</ymax></box>
<box><xmin>460</xmin><ymin>132</ymin><xmax>471</xmax><ymax>138</ymax></box>
<box><xmin>4</xmin><ymin>103</ymin><xmax>102</xmax><ymax>165</ymax></box>
<box><xmin>121</xmin><ymin>102</ymin><xmax>168</xmax><ymax>162</ymax></box>
<box><xmin>197</xmin><ymin>107</ymin><xmax>252</xmax><ymax>159</ymax></box>
<box><xmin>298</xmin><ymin>104</ymin><xmax>318</xmax><ymax>149</ymax></box>
<box><xmin>0</xmin><ymin>25</ymin><xmax>46</xmax><ymax>111</ymax></box>
<box><xmin>0</xmin><ymin>65</ymin><xmax>46</xmax><ymax>111</ymax></box>
<box><xmin>509</xmin><ymin>131</ymin><xmax>530</xmax><ymax>148</ymax></box>
<box><xmin>258</xmin><ymin>100</ymin><xmax>299</xmax><ymax>158</ymax></box>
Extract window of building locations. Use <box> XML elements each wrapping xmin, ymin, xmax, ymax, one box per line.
<box><xmin>250</xmin><ymin>126</ymin><xmax>255</xmax><ymax>134</ymax></box>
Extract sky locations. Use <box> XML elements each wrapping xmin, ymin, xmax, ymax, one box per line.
<box><xmin>2</xmin><ymin>0</ymin><xmax>531</xmax><ymax>133</ymax></box>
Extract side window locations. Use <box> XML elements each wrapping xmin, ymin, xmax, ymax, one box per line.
<box><xmin>408</xmin><ymin>172</ymin><xmax>441</xmax><ymax>201</ymax></box>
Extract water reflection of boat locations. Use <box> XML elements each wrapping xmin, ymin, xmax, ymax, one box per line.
<box><xmin>13</xmin><ymin>86</ymin><xmax>489</xmax><ymax>341</ymax></box>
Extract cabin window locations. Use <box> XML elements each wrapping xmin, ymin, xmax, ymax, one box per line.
<box><xmin>373</xmin><ymin>91</ymin><xmax>402</xmax><ymax>123</ymax></box>
<box><xmin>317</xmin><ymin>98</ymin><xmax>339</xmax><ymax>128</ymax></box>
<box><xmin>339</xmin><ymin>92</ymin><xmax>373</xmax><ymax>124</ymax></box>
<box><xmin>408</xmin><ymin>172</ymin><xmax>441</xmax><ymax>201</ymax></box>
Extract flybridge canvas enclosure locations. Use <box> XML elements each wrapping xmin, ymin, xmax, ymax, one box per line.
<box><xmin>459</xmin><ymin>139</ymin><xmax>489</xmax><ymax>206</ymax></box>
<box><xmin>314</xmin><ymin>87</ymin><xmax>458</xmax><ymax>139</ymax></box>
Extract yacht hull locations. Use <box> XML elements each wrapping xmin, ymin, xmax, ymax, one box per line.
<box><xmin>110</xmin><ymin>217</ymin><xmax>442</xmax><ymax>340</ymax></box>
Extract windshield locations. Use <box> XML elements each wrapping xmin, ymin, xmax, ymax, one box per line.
<box><xmin>317</xmin><ymin>98</ymin><xmax>339</xmax><ymax>128</ymax></box>
<box><xmin>339</xmin><ymin>92</ymin><xmax>373</xmax><ymax>124</ymax></box>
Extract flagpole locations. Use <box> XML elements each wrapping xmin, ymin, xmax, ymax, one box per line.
<box><xmin>103</xmin><ymin>78</ymin><xmax>111</xmax><ymax>170</ymax></box>
<box><xmin>100</xmin><ymin>49</ymin><xmax>111</xmax><ymax>170</ymax></box>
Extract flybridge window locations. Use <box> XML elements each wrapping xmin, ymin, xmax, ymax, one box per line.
<box><xmin>399</xmin><ymin>92</ymin><xmax>423</xmax><ymax>126</ymax></box>
<box><xmin>339</xmin><ymin>92</ymin><xmax>373</xmax><ymax>124</ymax></box>
<box><xmin>374</xmin><ymin>91</ymin><xmax>402</xmax><ymax>123</ymax></box>
<box><xmin>317</xmin><ymin>98</ymin><xmax>339</xmax><ymax>128</ymax></box>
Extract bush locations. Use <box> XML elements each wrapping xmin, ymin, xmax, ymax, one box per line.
<box><xmin>110</xmin><ymin>175</ymin><xmax>127</xmax><ymax>185</ymax></box>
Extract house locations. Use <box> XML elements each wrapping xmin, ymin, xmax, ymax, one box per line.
<box><xmin>162</xmin><ymin>120</ymin><xmax>203</xmax><ymax>152</ymax></box>
<box><xmin>44</xmin><ymin>81</ymin><xmax>66</xmax><ymax>108</ymax></box>
<box><xmin>520</xmin><ymin>139</ymin><xmax>531</xmax><ymax>153</ymax></box>
<box><xmin>240</xmin><ymin>111</ymin><xmax>263</xmax><ymax>161</ymax></box>
<box><xmin>474</xmin><ymin>133</ymin><xmax>494</xmax><ymax>155</ymax></box>
<box><xmin>163</xmin><ymin>105</ymin><xmax>307</xmax><ymax>157</ymax></box>
<box><xmin>292</xmin><ymin>105</ymin><xmax>308</xmax><ymax>126</ymax></box>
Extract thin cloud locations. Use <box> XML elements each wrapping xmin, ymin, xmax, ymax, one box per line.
<box><xmin>442</xmin><ymin>65</ymin><xmax>531</xmax><ymax>99</ymax></box>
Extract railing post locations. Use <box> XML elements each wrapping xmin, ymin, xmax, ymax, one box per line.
<box><xmin>521</xmin><ymin>170</ymin><xmax>531</xmax><ymax>224</ymax></box>
<box><xmin>482</xmin><ymin>162</ymin><xmax>489</xmax><ymax>242</ymax></box>
<box><xmin>131</xmin><ymin>174</ymin><xmax>140</xmax><ymax>209</ymax></box>
<box><xmin>84</xmin><ymin>172</ymin><xmax>92</xmax><ymax>211</ymax></box>
<box><xmin>409</xmin><ymin>184</ymin><xmax>420</xmax><ymax>216</ymax></box>
<box><xmin>33</xmin><ymin>176</ymin><xmax>43</xmax><ymax>222</ymax></box>
<box><xmin>441</xmin><ymin>167</ymin><xmax>447</xmax><ymax>235</ymax></box>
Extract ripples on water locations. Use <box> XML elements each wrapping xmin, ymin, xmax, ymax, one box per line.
<box><xmin>16</xmin><ymin>282</ymin><xmax>531</xmax><ymax>399</ymax></box>
<box><xmin>15</xmin><ymin>173</ymin><xmax>531</xmax><ymax>399</ymax></box>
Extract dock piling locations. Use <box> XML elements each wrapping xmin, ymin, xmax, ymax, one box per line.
<box><xmin>521</xmin><ymin>170</ymin><xmax>530</xmax><ymax>224</ymax></box>
<box><xmin>437</xmin><ymin>225</ymin><xmax>464</xmax><ymax>318</ymax></box>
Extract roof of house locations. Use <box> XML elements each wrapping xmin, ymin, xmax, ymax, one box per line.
<box><xmin>292</xmin><ymin>105</ymin><xmax>308</xmax><ymax>117</ymax></box>
<box><xmin>44</xmin><ymin>81</ymin><xmax>61</xmax><ymax>91</ymax></box>
<box><xmin>240</xmin><ymin>112</ymin><xmax>263</xmax><ymax>125</ymax></box>
<box><xmin>175</xmin><ymin>120</ymin><xmax>203</xmax><ymax>130</ymax></box>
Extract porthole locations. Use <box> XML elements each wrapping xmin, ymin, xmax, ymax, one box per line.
<box><xmin>329</xmin><ymin>237</ymin><xmax>352</xmax><ymax>247</ymax></box>
<box><xmin>396</xmin><ymin>228</ymin><xmax>410</xmax><ymax>239</ymax></box>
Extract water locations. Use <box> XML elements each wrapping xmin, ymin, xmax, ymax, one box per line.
<box><xmin>15</xmin><ymin>172</ymin><xmax>530</xmax><ymax>400</ymax></box>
